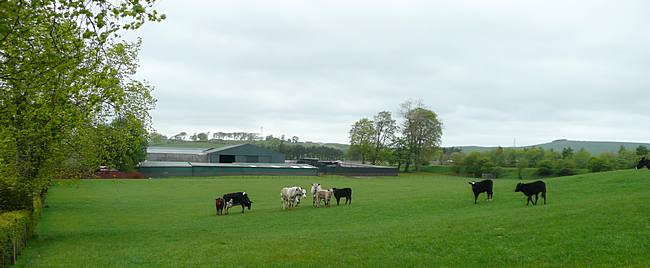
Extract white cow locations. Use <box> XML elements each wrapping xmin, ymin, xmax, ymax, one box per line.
<box><xmin>315</xmin><ymin>189</ymin><xmax>333</xmax><ymax>208</ymax></box>
<box><xmin>310</xmin><ymin>183</ymin><xmax>321</xmax><ymax>207</ymax></box>
<box><xmin>281</xmin><ymin>186</ymin><xmax>307</xmax><ymax>210</ymax></box>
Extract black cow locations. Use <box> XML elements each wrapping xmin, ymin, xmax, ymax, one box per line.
<box><xmin>637</xmin><ymin>157</ymin><xmax>649</xmax><ymax>169</ymax></box>
<box><xmin>332</xmin><ymin>188</ymin><xmax>352</xmax><ymax>206</ymax></box>
<box><xmin>223</xmin><ymin>192</ymin><xmax>253</xmax><ymax>213</ymax></box>
<box><xmin>515</xmin><ymin>181</ymin><xmax>546</xmax><ymax>206</ymax></box>
<box><xmin>468</xmin><ymin>180</ymin><xmax>493</xmax><ymax>204</ymax></box>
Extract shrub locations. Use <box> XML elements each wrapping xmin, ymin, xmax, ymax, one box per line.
<box><xmin>557</xmin><ymin>159</ymin><xmax>577</xmax><ymax>176</ymax></box>
<box><xmin>0</xmin><ymin>210</ymin><xmax>33</xmax><ymax>267</ymax></box>
<box><xmin>588</xmin><ymin>157</ymin><xmax>613</xmax><ymax>172</ymax></box>
<box><xmin>536</xmin><ymin>160</ymin><xmax>555</xmax><ymax>176</ymax></box>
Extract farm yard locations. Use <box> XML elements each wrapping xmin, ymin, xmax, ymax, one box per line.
<box><xmin>15</xmin><ymin>170</ymin><xmax>650</xmax><ymax>267</ymax></box>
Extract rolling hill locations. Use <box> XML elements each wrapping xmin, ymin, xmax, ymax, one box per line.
<box><xmin>457</xmin><ymin>139</ymin><xmax>650</xmax><ymax>155</ymax></box>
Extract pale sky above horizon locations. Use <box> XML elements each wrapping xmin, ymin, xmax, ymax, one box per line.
<box><xmin>128</xmin><ymin>0</ymin><xmax>650</xmax><ymax>147</ymax></box>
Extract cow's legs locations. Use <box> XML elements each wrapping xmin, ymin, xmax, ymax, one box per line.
<box><xmin>241</xmin><ymin>204</ymin><xmax>245</xmax><ymax>213</ymax></box>
<box><xmin>347</xmin><ymin>196</ymin><xmax>351</xmax><ymax>205</ymax></box>
<box><xmin>534</xmin><ymin>193</ymin><xmax>539</xmax><ymax>205</ymax></box>
<box><xmin>474</xmin><ymin>194</ymin><xmax>478</xmax><ymax>204</ymax></box>
<box><xmin>526</xmin><ymin>196</ymin><xmax>531</xmax><ymax>206</ymax></box>
<box><xmin>336</xmin><ymin>196</ymin><xmax>341</xmax><ymax>206</ymax></box>
<box><xmin>542</xmin><ymin>191</ymin><xmax>546</xmax><ymax>204</ymax></box>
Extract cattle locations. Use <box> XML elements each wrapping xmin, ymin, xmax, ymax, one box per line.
<box><xmin>515</xmin><ymin>181</ymin><xmax>547</xmax><ymax>206</ymax></box>
<box><xmin>310</xmin><ymin>183</ymin><xmax>321</xmax><ymax>207</ymax></box>
<box><xmin>315</xmin><ymin>189</ymin><xmax>333</xmax><ymax>208</ymax></box>
<box><xmin>332</xmin><ymin>188</ymin><xmax>352</xmax><ymax>206</ymax></box>
<box><xmin>224</xmin><ymin>199</ymin><xmax>234</xmax><ymax>215</ymax></box>
<box><xmin>468</xmin><ymin>180</ymin><xmax>493</xmax><ymax>204</ymax></box>
<box><xmin>223</xmin><ymin>192</ymin><xmax>253</xmax><ymax>213</ymax></box>
<box><xmin>280</xmin><ymin>186</ymin><xmax>307</xmax><ymax>210</ymax></box>
<box><xmin>215</xmin><ymin>197</ymin><xmax>225</xmax><ymax>216</ymax></box>
<box><xmin>637</xmin><ymin>157</ymin><xmax>649</xmax><ymax>169</ymax></box>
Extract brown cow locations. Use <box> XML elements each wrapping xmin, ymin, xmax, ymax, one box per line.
<box><xmin>215</xmin><ymin>197</ymin><xmax>225</xmax><ymax>215</ymax></box>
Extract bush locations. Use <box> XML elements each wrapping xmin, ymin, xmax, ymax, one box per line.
<box><xmin>557</xmin><ymin>159</ymin><xmax>577</xmax><ymax>176</ymax></box>
<box><xmin>536</xmin><ymin>160</ymin><xmax>555</xmax><ymax>176</ymax></box>
<box><xmin>0</xmin><ymin>210</ymin><xmax>33</xmax><ymax>267</ymax></box>
<box><xmin>588</xmin><ymin>157</ymin><xmax>613</xmax><ymax>172</ymax></box>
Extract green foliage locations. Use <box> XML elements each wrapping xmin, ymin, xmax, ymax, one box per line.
<box><xmin>516</xmin><ymin>159</ymin><xmax>529</xmax><ymax>179</ymax></box>
<box><xmin>588</xmin><ymin>157</ymin><xmax>613</xmax><ymax>172</ymax></box>
<box><xmin>400</xmin><ymin>101</ymin><xmax>443</xmax><ymax>172</ymax></box>
<box><xmin>15</xmin><ymin>171</ymin><xmax>650</xmax><ymax>267</ymax></box>
<box><xmin>0</xmin><ymin>0</ymin><xmax>163</xmax><ymax>209</ymax></box>
<box><xmin>636</xmin><ymin>145</ymin><xmax>648</xmax><ymax>156</ymax></box>
<box><xmin>348</xmin><ymin>118</ymin><xmax>376</xmax><ymax>164</ymax></box>
<box><xmin>370</xmin><ymin>111</ymin><xmax>397</xmax><ymax>165</ymax></box>
<box><xmin>536</xmin><ymin>160</ymin><xmax>555</xmax><ymax>176</ymax></box>
<box><xmin>557</xmin><ymin>159</ymin><xmax>577</xmax><ymax>176</ymax></box>
<box><xmin>0</xmin><ymin>210</ymin><xmax>32</xmax><ymax>266</ymax></box>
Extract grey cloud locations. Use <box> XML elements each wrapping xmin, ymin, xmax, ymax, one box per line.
<box><xmin>129</xmin><ymin>0</ymin><xmax>650</xmax><ymax>145</ymax></box>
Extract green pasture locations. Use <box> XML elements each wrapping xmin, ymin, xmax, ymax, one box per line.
<box><xmin>16</xmin><ymin>170</ymin><xmax>650</xmax><ymax>267</ymax></box>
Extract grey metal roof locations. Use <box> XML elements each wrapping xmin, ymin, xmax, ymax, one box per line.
<box><xmin>138</xmin><ymin>161</ymin><xmax>192</xmax><ymax>167</ymax></box>
<box><xmin>190</xmin><ymin>162</ymin><xmax>317</xmax><ymax>169</ymax></box>
<box><xmin>202</xmin><ymin>144</ymin><xmax>247</xmax><ymax>154</ymax></box>
<box><xmin>146</xmin><ymin>147</ymin><xmax>210</xmax><ymax>155</ymax></box>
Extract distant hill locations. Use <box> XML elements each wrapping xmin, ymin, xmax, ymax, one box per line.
<box><xmin>457</xmin><ymin>139</ymin><xmax>650</xmax><ymax>155</ymax></box>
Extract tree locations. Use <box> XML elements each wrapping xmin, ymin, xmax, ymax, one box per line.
<box><xmin>400</xmin><ymin>101</ymin><xmax>443</xmax><ymax>172</ymax></box>
<box><xmin>0</xmin><ymin>0</ymin><xmax>163</xmax><ymax>209</ymax></box>
<box><xmin>190</xmin><ymin>133</ymin><xmax>198</xmax><ymax>141</ymax></box>
<box><xmin>516</xmin><ymin>159</ymin><xmax>529</xmax><ymax>179</ymax></box>
<box><xmin>536</xmin><ymin>160</ymin><xmax>555</xmax><ymax>176</ymax></box>
<box><xmin>574</xmin><ymin>148</ymin><xmax>592</xmax><ymax>169</ymax></box>
<box><xmin>561</xmin><ymin>147</ymin><xmax>574</xmax><ymax>159</ymax></box>
<box><xmin>349</xmin><ymin>118</ymin><xmax>376</xmax><ymax>164</ymax></box>
<box><xmin>148</xmin><ymin>133</ymin><xmax>168</xmax><ymax>144</ymax></box>
<box><xmin>173</xmin><ymin>132</ymin><xmax>188</xmax><ymax>140</ymax></box>
<box><xmin>371</xmin><ymin>111</ymin><xmax>397</xmax><ymax>165</ymax></box>
<box><xmin>291</xmin><ymin>136</ymin><xmax>299</xmax><ymax>143</ymax></box>
<box><xmin>636</xmin><ymin>145</ymin><xmax>649</xmax><ymax>156</ymax></box>
<box><xmin>197</xmin><ymin>133</ymin><xmax>208</xmax><ymax>142</ymax></box>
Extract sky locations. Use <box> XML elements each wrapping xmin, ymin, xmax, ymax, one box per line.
<box><xmin>128</xmin><ymin>0</ymin><xmax>650</xmax><ymax>147</ymax></box>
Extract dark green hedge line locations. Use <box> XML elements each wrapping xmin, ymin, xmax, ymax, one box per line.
<box><xmin>0</xmin><ymin>195</ymin><xmax>42</xmax><ymax>267</ymax></box>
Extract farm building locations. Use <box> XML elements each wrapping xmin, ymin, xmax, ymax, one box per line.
<box><xmin>137</xmin><ymin>161</ymin><xmax>318</xmax><ymax>177</ymax></box>
<box><xmin>146</xmin><ymin>144</ymin><xmax>285</xmax><ymax>163</ymax></box>
<box><xmin>297</xmin><ymin>158</ymin><xmax>398</xmax><ymax>176</ymax></box>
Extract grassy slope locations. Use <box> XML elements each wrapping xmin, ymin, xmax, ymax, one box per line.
<box><xmin>17</xmin><ymin>170</ymin><xmax>650</xmax><ymax>267</ymax></box>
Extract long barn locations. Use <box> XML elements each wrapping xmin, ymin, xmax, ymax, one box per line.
<box><xmin>146</xmin><ymin>144</ymin><xmax>285</xmax><ymax>163</ymax></box>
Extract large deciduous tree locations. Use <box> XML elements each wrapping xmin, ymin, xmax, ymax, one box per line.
<box><xmin>400</xmin><ymin>101</ymin><xmax>443</xmax><ymax>172</ymax></box>
<box><xmin>371</xmin><ymin>111</ymin><xmax>397</xmax><ymax>165</ymax></box>
<box><xmin>349</xmin><ymin>118</ymin><xmax>376</xmax><ymax>164</ymax></box>
<box><xmin>0</xmin><ymin>0</ymin><xmax>164</xmax><ymax>210</ymax></box>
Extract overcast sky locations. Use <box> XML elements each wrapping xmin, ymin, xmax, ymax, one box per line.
<box><xmin>129</xmin><ymin>0</ymin><xmax>650</xmax><ymax>146</ymax></box>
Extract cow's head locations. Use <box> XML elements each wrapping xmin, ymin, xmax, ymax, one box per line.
<box><xmin>515</xmin><ymin>183</ymin><xmax>522</xmax><ymax>192</ymax></box>
<box><xmin>637</xmin><ymin>157</ymin><xmax>648</xmax><ymax>169</ymax></box>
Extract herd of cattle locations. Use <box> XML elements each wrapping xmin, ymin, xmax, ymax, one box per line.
<box><xmin>209</xmin><ymin>157</ymin><xmax>650</xmax><ymax>215</ymax></box>
<box><xmin>213</xmin><ymin>179</ymin><xmax>551</xmax><ymax>215</ymax></box>
<box><xmin>214</xmin><ymin>183</ymin><xmax>353</xmax><ymax>215</ymax></box>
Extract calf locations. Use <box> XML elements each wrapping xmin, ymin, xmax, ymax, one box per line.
<box><xmin>468</xmin><ymin>180</ymin><xmax>493</xmax><ymax>204</ymax></box>
<box><xmin>310</xmin><ymin>183</ymin><xmax>321</xmax><ymax>207</ymax></box>
<box><xmin>315</xmin><ymin>189</ymin><xmax>333</xmax><ymax>208</ymax></box>
<box><xmin>224</xmin><ymin>199</ymin><xmax>234</xmax><ymax>215</ymax></box>
<box><xmin>515</xmin><ymin>181</ymin><xmax>546</xmax><ymax>206</ymax></box>
<box><xmin>637</xmin><ymin>157</ymin><xmax>649</xmax><ymax>169</ymax></box>
<box><xmin>223</xmin><ymin>192</ymin><xmax>253</xmax><ymax>213</ymax></box>
<box><xmin>332</xmin><ymin>188</ymin><xmax>352</xmax><ymax>206</ymax></box>
<box><xmin>215</xmin><ymin>197</ymin><xmax>225</xmax><ymax>216</ymax></box>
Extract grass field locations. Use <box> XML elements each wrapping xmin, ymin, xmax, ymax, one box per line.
<box><xmin>16</xmin><ymin>170</ymin><xmax>650</xmax><ymax>267</ymax></box>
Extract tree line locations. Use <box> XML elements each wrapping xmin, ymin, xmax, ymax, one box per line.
<box><xmin>447</xmin><ymin>145</ymin><xmax>649</xmax><ymax>178</ymax></box>
<box><xmin>1</xmin><ymin>1</ymin><xmax>163</xmax><ymax>211</ymax></box>
<box><xmin>348</xmin><ymin>100</ymin><xmax>443</xmax><ymax>172</ymax></box>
